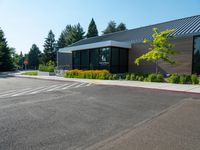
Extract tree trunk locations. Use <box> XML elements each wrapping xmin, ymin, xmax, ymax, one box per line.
<box><xmin>155</xmin><ymin>60</ymin><xmax>158</xmax><ymax>74</ymax></box>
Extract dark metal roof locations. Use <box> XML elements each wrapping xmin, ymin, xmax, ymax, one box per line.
<box><xmin>71</xmin><ymin>15</ymin><xmax>200</xmax><ymax>47</ymax></box>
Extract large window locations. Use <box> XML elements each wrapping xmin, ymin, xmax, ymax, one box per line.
<box><xmin>80</xmin><ymin>50</ymin><xmax>89</xmax><ymax>69</ymax></box>
<box><xmin>90</xmin><ymin>49</ymin><xmax>99</xmax><ymax>69</ymax></box>
<box><xmin>111</xmin><ymin>47</ymin><xmax>119</xmax><ymax>73</ymax></box>
<box><xmin>73</xmin><ymin>51</ymin><xmax>80</xmax><ymax>69</ymax></box>
<box><xmin>72</xmin><ymin>47</ymin><xmax>128</xmax><ymax>73</ymax></box>
<box><xmin>193</xmin><ymin>36</ymin><xmax>200</xmax><ymax>74</ymax></box>
<box><xmin>119</xmin><ymin>48</ymin><xmax>128</xmax><ymax>73</ymax></box>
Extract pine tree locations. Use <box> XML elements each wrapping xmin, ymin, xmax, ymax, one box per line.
<box><xmin>57</xmin><ymin>23</ymin><xmax>85</xmax><ymax>48</ymax></box>
<box><xmin>19</xmin><ymin>51</ymin><xmax>24</xmax><ymax>69</ymax></box>
<box><xmin>117</xmin><ymin>23</ymin><xmax>127</xmax><ymax>31</ymax></box>
<box><xmin>103</xmin><ymin>21</ymin><xmax>127</xmax><ymax>34</ymax></box>
<box><xmin>102</xmin><ymin>21</ymin><xmax>117</xmax><ymax>34</ymax></box>
<box><xmin>72</xmin><ymin>23</ymin><xmax>85</xmax><ymax>43</ymax></box>
<box><xmin>87</xmin><ymin>18</ymin><xmax>98</xmax><ymax>38</ymax></box>
<box><xmin>0</xmin><ymin>28</ymin><xmax>14</xmax><ymax>71</ymax></box>
<box><xmin>57</xmin><ymin>32</ymin><xmax>66</xmax><ymax>49</ymax></box>
<box><xmin>28</xmin><ymin>44</ymin><xmax>41</xmax><ymax>69</ymax></box>
<box><xmin>43</xmin><ymin>30</ymin><xmax>56</xmax><ymax>63</ymax></box>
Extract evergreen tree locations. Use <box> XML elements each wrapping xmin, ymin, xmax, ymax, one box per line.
<box><xmin>57</xmin><ymin>23</ymin><xmax>85</xmax><ymax>48</ymax></box>
<box><xmin>102</xmin><ymin>21</ymin><xmax>117</xmax><ymax>34</ymax></box>
<box><xmin>19</xmin><ymin>51</ymin><xmax>24</xmax><ymax>69</ymax></box>
<box><xmin>117</xmin><ymin>23</ymin><xmax>127</xmax><ymax>31</ymax></box>
<box><xmin>87</xmin><ymin>18</ymin><xmax>98</xmax><ymax>38</ymax></box>
<box><xmin>9</xmin><ymin>47</ymin><xmax>20</xmax><ymax>70</ymax></box>
<box><xmin>72</xmin><ymin>23</ymin><xmax>85</xmax><ymax>43</ymax></box>
<box><xmin>28</xmin><ymin>44</ymin><xmax>41</xmax><ymax>69</ymax></box>
<box><xmin>0</xmin><ymin>28</ymin><xmax>14</xmax><ymax>71</ymax></box>
<box><xmin>103</xmin><ymin>21</ymin><xmax>127</xmax><ymax>34</ymax></box>
<box><xmin>57</xmin><ymin>32</ymin><xmax>66</xmax><ymax>49</ymax></box>
<box><xmin>43</xmin><ymin>30</ymin><xmax>56</xmax><ymax>63</ymax></box>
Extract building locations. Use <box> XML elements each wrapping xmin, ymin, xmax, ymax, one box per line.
<box><xmin>58</xmin><ymin>15</ymin><xmax>200</xmax><ymax>75</ymax></box>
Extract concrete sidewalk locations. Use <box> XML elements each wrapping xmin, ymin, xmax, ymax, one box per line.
<box><xmin>15</xmin><ymin>73</ymin><xmax>200</xmax><ymax>94</ymax></box>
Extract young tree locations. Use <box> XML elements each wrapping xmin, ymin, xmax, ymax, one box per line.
<box><xmin>0</xmin><ymin>28</ymin><xmax>14</xmax><ymax>71</ymax></box>
<box><xmin>43</xmin><ymin>30</ymin><xmax>56</xmax><ymax>63</ymax></box>
<box><xmin>102</xmin><ymin>21</ymin><xmax>117</xmax><ymax>34</ymax></box>
<box><xmin>135</xmin><ymin>28</ymin><xmax>176</xmax><ymax>74</ymax></box>
<box><xmin>87</xmin><ymin>18</ymin><xmax>98</xmax><ymax>38</ymax></box>
<box><xmin>28</xmin><ymin>44</ymin><xmax>41</xmax><ymax>69</ymax></box>
<box><xmin>117</xmin><ymin>23</ymin><xmax>127</xmax><ymax>31</ymax></box>
<box><xmin>9</xmin><ymin>47</ymin><xmax>20</xmax><ymax>70</ymax></box>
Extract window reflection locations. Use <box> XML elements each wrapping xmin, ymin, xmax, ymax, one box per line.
<box><xmin>193</xmin><ymin>36</ymin><xmax>200</xmax><ymax>74</ymax></box>
<box><xmin>99</xmin><ymin>48</ymin><xmax>110</xmax><ymax>65</ymax></box>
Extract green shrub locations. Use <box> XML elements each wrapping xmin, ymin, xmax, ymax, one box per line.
<box><xmin>130</xmin><ymin>74</ymin><xmax>136</xmax><ymax>80</ymax></box>
<box><xmin>108</xmin><ymin>75</ymin><xmax>114</xmax><ymax>80</ymax></box>
<box><xmin>147</xmin><ymin>74</ymin><xmax>157</xmax><ymax>82</ymax></box>
<box><xmin>156</xmin><ymin>74</ymin><xmax>164</xmax><ymax>82</ymax></box>
<box><xmin>125</xmin><ymin>74</ymin><xmax>131</xmax><ymax>80</ymax></box>
<box><xmin>191</xmin><ymin>74</ymin><xmax>198</xmax><ymax>84</ymax></box>
<box><xmin>168</xmin><ymin>74</ymin><xmax>180</xmax><ymax>83</ymax></box>
<box><xmin>179</xmin><ymin>75</ymin><xmax>192</xmax><ymax>84</ymax></box>
<box><xmin>22</xmin><ymin>71</ymin><xmax>38</xmax><ymax>76</ymax></box>
<box><xmin>112</xmin><ymin>74</ymin><xmax>118</xmax><ymax>80</ymax></box>
<box><xmin>147</xmin><ymin>74</ymin><xmax>164</xmax><ymax>82</ymax></box>
<box><xmin>39</xmin><ymin>61</ymin><xmax>55</xmax><ymax>72</ymax></box>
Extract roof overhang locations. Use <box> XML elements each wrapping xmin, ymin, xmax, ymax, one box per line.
<box><xmin>58</xmin><ymin>40</ymin><xmax>132</xmax><ymax>53</ymax></box>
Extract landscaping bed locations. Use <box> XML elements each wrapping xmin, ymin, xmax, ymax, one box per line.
<box><xmin>64</xmin><ymin>70</ymin><xmax>200</xmax><ymax>85</ymax></box>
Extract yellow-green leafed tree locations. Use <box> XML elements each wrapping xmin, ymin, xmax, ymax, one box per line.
<box><xmin>135</xmin><ymin>28</ymin><xmax>177</xmax><ymax>74</ymax></box>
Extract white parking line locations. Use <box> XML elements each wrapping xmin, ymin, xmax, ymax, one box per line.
<box><xmin>0</xmin><ymin>90</ymin><xmax>17</xmax><ymax>95</ymax></box>
<box><xmin>62</xmin><ymin>83</ymin><xmax>79</xmax><ymax>90</ymax></box>
<box><xmin>11</xmin><ymin>87</ymin><xmax>46</xmax><ymax>97</ymax></box>
<box><xmin>30</xmin><ymin>85</ymin><xmax>59</xmax><ymax>94</ymax></box>
<box><xmin>85</xmin><ymin>83</ymin><xmax>92</xmax><ymax>86</ymax></box>
<box><xmin>47</xmin><ymin>84</ymin><xmax>69</xmax><ymax>91</ymax></box>
<box><xmin>23</xmin><ymin>86</ymin><xmax>47</xmax><ymax>96</ymax></box>
<box><xmin>0</xmin><ymin>88</ymin><xmax>31</xmax><ymax>98</ymax></box>
<box><xmin>73</xmin><ymin>82</ymin><xmax>87</xmax><ymax>88</ymax></box>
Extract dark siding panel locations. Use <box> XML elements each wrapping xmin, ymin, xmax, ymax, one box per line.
<box><xmin>129</xmin><ymin>37</ymin><xmax>193</xmax><ymax>75</ymax></box>
<box><xmin>57</xmin><ymin>52</ymin><xmax>72</xmax><ymax>69</ymax></box>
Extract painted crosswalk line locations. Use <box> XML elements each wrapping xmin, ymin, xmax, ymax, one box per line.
<box><xmin>47</xmin><ymin>84</ymin><xmax>69</xmax><ymax>92</ymax></box>
<box><xmin>0</xmin><ymin>82</ymin><xmax>93</xmax><ymax>98</ymax></box>
<box><xmin>62</xmin><ymin>83</ymin><xmax>79</xmax><ymax>90</ymax></box>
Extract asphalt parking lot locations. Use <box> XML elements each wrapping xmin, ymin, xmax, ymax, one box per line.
<box><xmin>0</xmin><ymin>76</ymin><xmax>199</xmax><ymax>150</ymax></box>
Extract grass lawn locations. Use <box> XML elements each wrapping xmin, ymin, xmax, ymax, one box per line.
<box><xmin>22</xmin><ymin>71</ymin><xmax>38</xmax><ymax>76</ymax></box>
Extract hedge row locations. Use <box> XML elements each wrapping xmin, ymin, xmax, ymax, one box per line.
<box><xmin>64</xmin><ymin>70</ymin><xmax>200</xmax><ymax>85</ymax></box>
<box><xmin>64</xmin><ymin>70</ymin><xmax>165</xmax><ymax>82</ymax></box>
<box><xmin>38</xmin><ymin>61</ymin><xmax>55</xmax><ymax>73</ymax></box>
<box><xmin>124</xmin><ymin>73</ymin><xmax>164</xmax><ymax>82</ymax></box>
<box><xmin>64</xmin><ymin>70</ymin><xmax>111</xmax><ymax>79</ymax></box>
<box><xmin>167</xmin><ymin>74</ymin><xmax>199</xmax><ymax>84</ymax></box>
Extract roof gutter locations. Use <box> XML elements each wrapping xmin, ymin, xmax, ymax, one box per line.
<box><xmin>58</xmin><ymin>40</ymin><xmax>132</xmax><ymax>53</ymax></box>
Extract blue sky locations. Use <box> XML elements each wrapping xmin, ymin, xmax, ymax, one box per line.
<box><xmin>0</xmin><ymin>0</ymin><xmax>200</xmax><ymax>54</ymax></box>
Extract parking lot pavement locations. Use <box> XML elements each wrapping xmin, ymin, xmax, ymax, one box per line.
<box><xmin>0</xmin><ymin>77</ymin><xmax>199</xmax><ymax>150</ymax></box>
<box><xmin>95</xmin><ymin>99</ymin><xmax>200</xmax><ymax>150</ymax></box>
